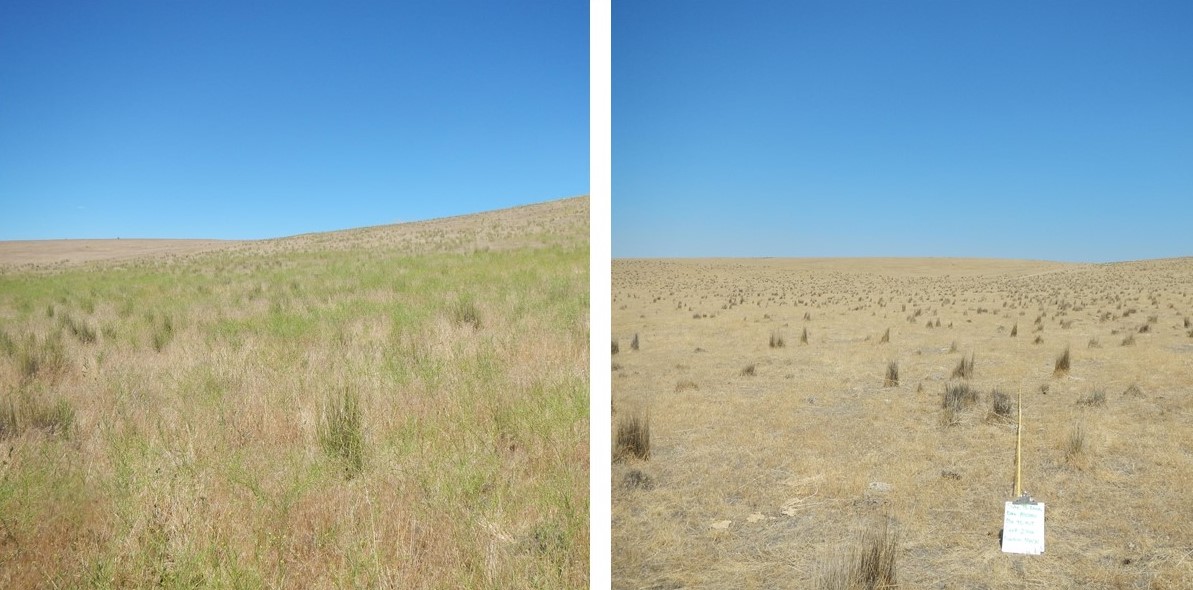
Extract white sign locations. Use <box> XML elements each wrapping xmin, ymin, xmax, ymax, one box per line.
<box><xmin>1001</xmin><ymin>501</ymin><xmax>1045</xmax><ymax>554</ymax></box>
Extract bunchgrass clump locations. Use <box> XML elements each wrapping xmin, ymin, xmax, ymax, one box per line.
<box><xmin>612</xmin><ymin>340</ymin><xmax>619</xmax><ymax>355</ymax></box>
<box><xmin>951</xmin><ymin>353</ymin><xmax>974</xmax><ymax>380</ymax></box>
<box><xmin>1122</xmin><ymin>333</ymin><xmax>1135</xmax><ymax>346</ymax></box>
<box><xmin>942</xmin><ymin>382</ymin><xmax>978</xmax><ymax>426</ymax></box>
<box><xmin>770</xmin><ymin>330</ymin><xmax>785</xmax><ymax>348</ymax></box>
<box><xmin>1123</xmin><ymin>383</ymin><xmax>1144</xmax><ymax>398</ymax></box>
<box><xmin>614</xmin><ymin>408</ymin><xmax>650</xmax><ymax>462</ymax></box>
<box><xmin>883</xmin><ymin>361</ymin><xmax>898</xmax><ymax>387</ymax></box>
<box><xmin>879</xmin><ymin>328</ymin><xmax>890</xmax><ymax>344</ymax></box>
<box><xmin>319</xmin><ymin>387</ymin><xmax>366</xmax><ymax>479</ymax></box>
<box><xmin>800</xmin><ymin>327</ymin><xmax>809</xmax><ymax>345</ymax></box>
<box><xmin>1053</xmin><ymin>347</ymin><xmax>1071</xmax><ymax>377</ymax></box>
<box><xmin>17</xmin><ymin>332</ymin><xmax>69</xmax><ymax>384</ymax></box>
<box><xmin>990</xmin><ymin>389</ymin><xmax>1013</xmax><ymax>420</ymax></box>
<box><xmin>0</xmin><ymin>389</ymin><xmax>75</xmax><ymax>440</ymax></box>
<box><xmin>1077</xmin><ymin>389</ymin><xmax>1107</xmax><ymax>407</ymax></box>
<box><xmin>818</xmin><ymin>518</ymin><xmax>898</xmax><ymax>590</ymax></box>
<box><xmin>1010</xmin><ymin>323</ymin><xmax>1018</xmax><ymax>337</ymax></box>
<box><xmin>1065</xmin><ymin>422</ymin><xmax>1086</xmax><ymax>464</ymax></box>
<box><xmin>631</xmin><ymin>333</ymin><xmax>640</xmax><ymax>351</ymax></box>
<box><xmin>450</xmin><ymin>297</ymin><xmax>482</xmax><ymax>329</ymax></box>
<box><xmin>740</xmin><ymin>363</ymin><xmax>757</xmax><ymax>377</ymax></box>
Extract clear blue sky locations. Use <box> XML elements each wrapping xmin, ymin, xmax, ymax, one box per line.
<box><xmin>1</xmin><ymin>1</ymin><xmax>587</xmax><ymax>240</ymax></box>
<box><xmin>613</xmin><ymin>1</ymin><xmax>1193</xmax><ymax>263</ymax></box>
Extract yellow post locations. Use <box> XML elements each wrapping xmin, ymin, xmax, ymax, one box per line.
<box><xmin>1015</xmin><ymin>387</ymin><xmax>1023</xmax><ymax>498</ymax></box>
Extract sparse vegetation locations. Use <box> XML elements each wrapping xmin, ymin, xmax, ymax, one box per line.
<box><xmin>615</xmin><ymin>408</ymin><xmax>651</xmax><ymax>461</ymax></box>
<box><xmin>769</xmin><ymin>330</ymin><xmax>785</xmax><ymax>348</ymax></box>
<box><xmin>951</xmin><ymin>353</ymin><xmax>974</xmax><ymax>379</ymax></box>
<box><xmin>818</xmin><ymin>518</ymin><xmax>898</xmax><ymax>590</ymax></box>
<box><xmin>1122</xmin><ymin>333</ymin><xmax>1136</xmax><ymax>346</ymax></box>
<box><xmin>1077</xmin><ymin>389</ymin><xmax>1107</xmax><ymax>408</ymax></box>
<box><xmin>1054</xmin><ymin>346</ymin><xmax>1071</xmax><ymax>377</ymax></box>
<box><xmin>883</xmin><ymin>361</ymin><xmax>898</xmax><ymax>387</ymax></box>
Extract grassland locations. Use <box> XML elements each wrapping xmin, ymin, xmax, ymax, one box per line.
<box><xmin>0</xmin><ymin>196</ymin><xmax>589</xmax><ymax>588</ymax></box>
<box><xmin>612</xmin><ymin>257</ymin><xmax>1193</xmax><ymax>589</ymax></box>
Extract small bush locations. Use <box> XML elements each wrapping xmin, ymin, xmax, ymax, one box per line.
<box><xmin>614</xmin><ymin>409</ymin><xmax>650</xmax><ymax>461</ymax></box>
<box><xmin>951</xmin><ymin>353</ymin><xmax>974</xmax><ymax>380</ymax></box>
<box><xmin>1053</xmin><ymin>347</ymin><xmax>1070</xmax><ymax>377</ymax></box>
<box><xmin>770</xmin><ymin>331</ymin><xmax>785</xmax><ymax>348</ymax></box>
<box><xmin>319</xmin><ymin>387</ymin><xmax>365</xmax><ymax>479</ymax></box>
<box><xmin>883</xmin><ymin>361</ymin><xmax>898</xmax><ymax>388</ymax></box>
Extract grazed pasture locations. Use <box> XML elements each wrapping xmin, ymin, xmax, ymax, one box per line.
<box><xmin>613</xmin><ymin>257</ymin><xmax>1193</xmax><ymax>589</ymax></box>
<box><xmin>0</xmin><ymin>196</ymin><xmax>589</xmax><ymax>588</ymax></box>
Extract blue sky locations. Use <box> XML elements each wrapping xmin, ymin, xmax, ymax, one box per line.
<box><xmin>1</xmin><ymin>1</ymin><xmax>587</xmax><ymax>240</ymax></box>
<box><xmin>614</xmin><ymin>1</ymin><xmax>1193</xmax><ymax>262</ymax></box>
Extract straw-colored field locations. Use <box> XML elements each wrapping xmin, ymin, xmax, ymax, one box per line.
<box><xmin>612</xmin><ymin>257</ymin><xmax>1193</xmax><ymax>589</ymax></box>
<box><xmin>0</xmin><ymin>196</ymin><xmax>589</xmax><ymax>588</ymax></box>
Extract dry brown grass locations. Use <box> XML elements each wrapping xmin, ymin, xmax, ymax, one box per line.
<box><xmin>0</xmin><ymin>196</ymin><xmax>589</xmax><ymax>588</ymax></box>
<box><xmin>612</xmin><ymin>256</ymin><xmax>1193</xmax><ymax>588</ymax></box>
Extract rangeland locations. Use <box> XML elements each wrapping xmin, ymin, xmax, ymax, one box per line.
<box><xmin>0</xmin><ymin>196</ymin><xmax>589</xmax><ymax>588</ymax></box>
<box><xmin>612</xmin><ymin>257</ymin><xmax>1193</xmax><ymax>589</ymax></box>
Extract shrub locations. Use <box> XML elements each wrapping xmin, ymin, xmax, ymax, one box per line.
<box><xmin>319</xmin><ymin>387</ymin><xmax>365</xmax><ymax>479</ymax></box>
<box><xmin>614</xmin><ymin>408</ymin><xmax>650</xmax><ymax>461</ymax></box>
<box><xmin>770</xmin><ymin>330</ymin><xmax>785</xmax><ymax>348</ymax></box>
<box><xmin>1053</xmin><ymin>347</ymin><xmax>1070</xmax><ymax>377</ymax></box>
<box><xmin>883</xmin><ymin>361</ymin><xmax>898</xmax><ymax>388</ymax></box>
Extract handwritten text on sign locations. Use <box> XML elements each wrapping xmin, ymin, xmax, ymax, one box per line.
<box><xmin>1001</xmin><ymin>501</ymin><xmax>1045</xmax><ymax>554</ymax></box>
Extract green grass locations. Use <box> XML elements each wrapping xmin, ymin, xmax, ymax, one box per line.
<box><xmin>0</xmin><ymin>207</ymin><xmax>589</xmax><ymax>588</ymax></box>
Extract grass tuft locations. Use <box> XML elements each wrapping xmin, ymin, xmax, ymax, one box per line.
<box><xmin>818</xmin><ymin>518</ymin><xmax>898</xmax><ymax>590</ymax></box>
<box><xmin>879</xmin><ymin>328</ymin><xmax>890</xmax><ymax>344</ymax></box>
<box><xmin>1123</xmin><ymin>383</ymin><xmax>1144</xmax><ymax>398</ymax></box>
<box><xmin>1053</xmin><ymin>347</ymin><xmax>1071</xmax><ymax>377</ymax></box>
<box><xmin>800</xmin><ymin>327</ymin><xmax>809</xmax><ymax>345</ymax></box>
<box><xmin>631</xmin><ymin>333</ymin><xmax>640</xmax><ymax>351</ymax></box>
<box><xmin>770</xmin><ymin>330</ymin><xmax>785</xmax><ymax>348</ymax></box>
<box><xmin>611</xmin><ymin>340</ymin><xmax>619</xmax><ymax>355</ymax></box>
<box><xmin>1077</xmin><ymin>389</ymin><xmax>1107</xmax><ymax>407</ymax></box>
<box><xmin>883</xmin><ymin>361</ymin><xmax>898</xmax><ymax>387</ymax></box>
<box><xmin>951</xmin><ymin>353</ymin><xmax>975</xmax><ymax>380</ymax></box>
<box><xmin>990</xmin><ymin>389</ymin><xmax>1013</xmax><ymax>420</ymax></box>
<box><xmin>319</xmin><ymin>387</ymin><xmax>366</xmax><ymax>479</ymax></box>
<box><xmin>739</xmin><ymin>363</ymin><xmax>757</xmax><ymax>377</ymax></box>
<box><xmin>17</xmin><ymin>332</ymin><xmax>70</xmax><ymax>384</ymax></box>
<box><xmin>614</xmin><ymin>408</ymin><xmax>650</xmax><ymax>462</ymax></box>
<box><xmin>1010</xmin><ymin>323</ymin><xmax>1017</xmax><ymax>337</ymax></box>
<box><xmin>0</xmin><ymin>389</ymin><xmax>75</xmax><ymax>439</ymax></box>
<box><xmin>450</xmin><ymin>297</ymin><xmax>482</xmax><ymax>329</ymax></box>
